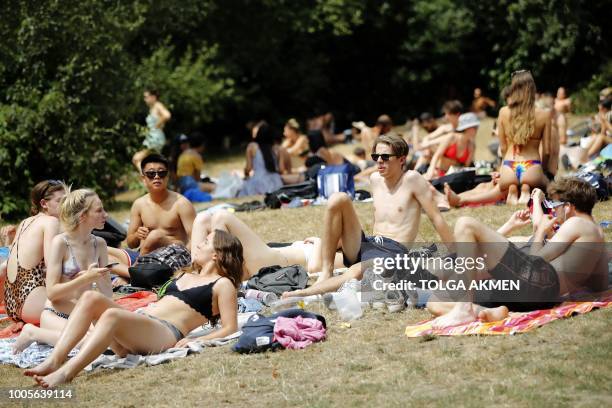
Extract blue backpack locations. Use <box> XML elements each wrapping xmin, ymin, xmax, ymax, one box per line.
<box><xmin>232</xmin><ymin>309</ymin><xmax>326</xmax><ymax>354</ymax></box>
<box><xmin>316</xmin><ymin>163</ymin><xmax>355</xmax><ymax>199</ymax></box>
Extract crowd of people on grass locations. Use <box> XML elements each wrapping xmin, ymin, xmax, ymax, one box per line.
<box><xmin>0</xmin><ymin>71</ymin><xmax>609</xmax><ymax>387</ymax></box>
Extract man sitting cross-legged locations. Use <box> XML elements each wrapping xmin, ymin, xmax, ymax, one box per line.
<box><xmin>428</xmin><ymin>176</ymin><xmax>608</xmax><ymax>328</ymax></box>
<box><xmin>282</xmin><ymin>134</ymin><xmax>454</xmax><ymax>300</ymax></box>
<box><xmin>110</xmin><ymin>154</ymin><xmax>196</xmax><ymax>283</ymax></box>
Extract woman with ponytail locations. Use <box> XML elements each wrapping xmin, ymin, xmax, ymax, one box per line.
<box><xmin>25</xmin><ymin>229</ymin><xmax>243</xmax><ymax>388</ymax></box>
<box><xmin>2</xmin><ymin>180</ymin><xmax>67</xmax><ymax>324</ymax></box>
<box><xmin>13</xmin><ymin>189</ymin><xmax>113</xmax><ymax>353</ymax></box>
<box><xmin>498</xmin><ymin>70</ymin><xmax>553</xmax><ymax>205</ymax></box>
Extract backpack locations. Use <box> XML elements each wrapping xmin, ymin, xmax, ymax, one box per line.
<box><xmin>92</xmin><ymin>217</ymin><xmax>127</xmax><ymax>248</ymax></box>
<box><xmin>575</xmin><ymin>171</ymin><xmax>609</xmax><ymax>201</ymax></box>
<box><xmin>264</xmin><ymin>180</ymin><xmax>318</xmax><ymax>209</ymax></box>
<box><xmin>232</xmin><ymin>309</ymin><xmax>326</xmax><ymax>354</ymax></box>
<box><xmin>128</xmin><ymin>244</ymin><xmax>192</xmax><ymax>288</ymax></box>
<box><xmin>317</xmin><ymin>163</ymin><xmax>355</xmax><ymax>199</ymax></box>
<box><xmin>246</xmin><ymin>264</ymin><xmax>309</xmax><ymax>295</ymax></box>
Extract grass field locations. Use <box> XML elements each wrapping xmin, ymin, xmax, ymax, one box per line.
<box><xmin>1</xmin><ymin>116</ymin><xmax>610</xmax><ymax>407</ymax></box>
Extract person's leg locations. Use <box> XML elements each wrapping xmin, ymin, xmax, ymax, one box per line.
<box><xmin>191</xmin><ymin>212</ymin><xmax>212</xmax><ymax>253</ymax></box>
<box><xmin>445</xmin><ymin>182</ymin><xmax>506</xmax><ymax>207</ymax></box>
<box><xmin>24</xmin><ymin>291</ymin><xmax>117</xmax><ymax>378</ymax></box>
<box><xmin>211</xmin><ymin>211</ymin><xmax>287</xmax><ymax>278</ymax></box>
<box><xmin>33</xmin><ymin>308</ymin><xmax>177</xmax><ymax>388</ymax></box>
<box><xmin>499</xmin><ymin>165</ymin><xmax>519</xmax><ymax>205</ymax></box>
<box><xmin>20</xmin><ymin>286</ymin><xmax>47</xmax><ymax>325</ymax></box>
<box><xmin>430</xmin><ymin>217</ymin><xmax>510</xmax><ymax>328</ymax></box>
<box><xmin>282</xmin><ymin>263</ymin><xmax>363</xmax><ymax>298</ymax></box>
<box><xmin>13</xmin><ymin>323</ymin><xmax>61</xmax><ymax>354</ymax></box>
<box><xmin>318</xmin><ymin>192</ymin><xmax>363</xmax><ymax>281</ymax></box>
<box><xmin>518</xmin><ymin>183</ymin><xmax>531</xmax><ymax>205</ymax></box>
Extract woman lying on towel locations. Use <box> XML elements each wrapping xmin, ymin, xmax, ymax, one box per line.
<box><xmin>13</xmin><ymin>189</ymin><xmax>113</xmax><ymax>353</ymax></box>
<box><xmin>24</xmin><ymin>229</ymin><xmax>243</xmax><ymax>388</ymax></box>
<box><xmin>192</xmin><ymin>210</ymin><xmax>344</xmax><ymax>278</ymax></box>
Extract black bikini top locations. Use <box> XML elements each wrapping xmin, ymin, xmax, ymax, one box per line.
<box><xmin>164</xmin><ymin>277</ymin><xmax>220</xmax><ymax>321</ymax></box>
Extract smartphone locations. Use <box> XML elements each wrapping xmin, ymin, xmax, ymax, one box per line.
<box><xmin>104</xmin><ymin>262</ymin><xmax>119</xmax><ymax>268</ymax></box>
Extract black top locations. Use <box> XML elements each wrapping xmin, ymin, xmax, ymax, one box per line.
<box><xmin>165</xmin><ymin>277</ymin><xmax>221</xmax><ymax>321</ymax></box>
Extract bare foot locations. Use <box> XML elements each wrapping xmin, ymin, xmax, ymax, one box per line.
<box><xmin>478</xmin><ymin>305</ymin><xmax>509</xmax><ymax>322</ymax></box>
<box><xmin>517</xmin><ymin>191</ymin><xmax>530</xmax><ymax>205</ymax></box>
<box><xmin>34</xmin><ymin>369</ymin><xmax>70</xmax><ymax>388</ymax></box>
<box><xmin>13</xmin><ymin>324</ymin><xmax>35</xmax><ymax>354</ymax></box>
<box><xmin>431</xmin><ymin>303</ymin><xmax>478</xmax><ymax>329</ymax></box>
<box><xmin>444</xmin><ymin>183</ymin><xmax>461</xmax><ymax>207</ymax></box>
<box><xmin>506</xmin><ymin>191</ymin><xmax>518</xmax><ymax>206</ymax></box>
<box><xmin>24</xmin><ymin>357</ymin><xmax>62</xmax><ymax>377</ymax></box>
<box><xmin>281</xmin><ymin>290</ymin><xmax>305</xmax><ymax>299</ymax></box>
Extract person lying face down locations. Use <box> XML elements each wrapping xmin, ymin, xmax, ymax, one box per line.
<box><xmin>25</xmin><ymin>229</ymin><xmax>244</xmax><ymax>388</ymax></box>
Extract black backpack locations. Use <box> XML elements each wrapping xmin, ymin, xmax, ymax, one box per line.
<box><xmin>264</xmin><ymin>180</ymin><xmax>317</xmax><ymax>209</ymax></box>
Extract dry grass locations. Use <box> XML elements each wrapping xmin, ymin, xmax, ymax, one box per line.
<box><xmin>1</xmin><ymin>114</ymin><xmax>611</xmax><ymax>407</ymax></box>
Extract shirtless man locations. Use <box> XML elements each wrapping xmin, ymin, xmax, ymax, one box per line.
<box><xmin>283</xmin><ymin>134</ymin><xmax>454</xmax><ymax>299</ymax></box>
<box><xmin>430</xmin><ymin>177</ymin><xmax>608</xmax><ymax>328</ymax></box>
<box><xmin>126</xmin><ymin>153</ymin><xmax>196</xmax><ymax>256</ymax></box>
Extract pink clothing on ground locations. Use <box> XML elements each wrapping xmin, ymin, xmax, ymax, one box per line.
<box><xmin>273</xmin><ymin>316</ymin><xmax>326</xmax><ymax>349</ymax></box>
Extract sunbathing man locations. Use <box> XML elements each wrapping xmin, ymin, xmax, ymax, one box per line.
<box><xmin>283</xmin><ymin>134</ymin><xmax>454</xmax><ymax>299</ymax></box>
<box><xmin>124</xmin><ymin>153</ymin><xmax>196</xmax><ymax>262</ymax></box>
<box><xmin>429</xmin><ymin>177</ymin><xmax>608</xmax><ymax>328</ymax></box>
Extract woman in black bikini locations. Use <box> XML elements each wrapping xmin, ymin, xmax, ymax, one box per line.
<box><xmin>25</xmin><ymin>229</ymin><xmax>243</xmax><ymax>388</ymax></box>
<box><xmin>2</xmin><ymin>180</ymin><xmax>67</xmax><ymax>324</ymax></box>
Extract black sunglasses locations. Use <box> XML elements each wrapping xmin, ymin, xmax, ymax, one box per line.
<box><xmin>143</xmin><ymin>170</ymin><xmax>169</xmax><ymax>180</ymax></box>
<box><xmin>511</xmin><ymin>69</ymin><xmax>530</xmax><ymax>78</ymax></box>
<box><xmin>41</xmin><ymin>179</ymin><xmax>62</xmax><ymax>198</ymax></box>
<box><xmin>371</xmin><ymin>153</ymin><xmax>397</xmax><ymax>162</ymax></box>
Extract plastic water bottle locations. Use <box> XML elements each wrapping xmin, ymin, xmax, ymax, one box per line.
<box><xmin>245</xmin><ymin>289</ymin><xmax>278</xmax><ymax>306</ymax></box>
<box><xmin>268</xmin><ymin>297</ymin><xmax>306</xmax><ymax>313</ymax></box>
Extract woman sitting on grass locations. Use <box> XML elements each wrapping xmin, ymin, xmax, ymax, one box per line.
<box><xmin>1</xmin><ymin>180</ymin><xmax>67</xmax><ymax>324</ymax></box>
<box><xmin>25</xmin><ymin>229</ymin><xmax>243</xmax><ymax>388</ymax></box>
<box><xmin>13</xmin><ymin>189</ymin><xmax>113</xmax><ymax>353</ymax></box>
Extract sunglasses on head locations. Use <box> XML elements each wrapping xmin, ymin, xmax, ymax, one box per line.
<box><xmin>143</xmin><ymin>170</ymin><xmax>169</xmax><ymax>180</ymax></box>
<box><xmin>511</xmin><ymin>69</ymin><xmax>530</xmax><ymax>78</ymax></box>
<box><xmin>41</xmin><ymin>179</ymin><xmax>62</xmax><ymax>198</ymax></box>
<box><xmin>371</xmin><ymin>153</ymin><xmax>397</xmax><ymax>162</ymax></box>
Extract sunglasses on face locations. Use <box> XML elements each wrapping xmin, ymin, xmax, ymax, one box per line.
<box><xmin>371</xmin><ymin>153</ymin><xmax>397</xmax><ymax>162</ymax></box>
<box><xmin>143</xmin><ymin>170</ymin><xmax>169</xmax><ymax>180</ymax></box>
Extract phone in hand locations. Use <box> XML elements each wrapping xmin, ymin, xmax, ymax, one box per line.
<box><xmin>104</xmin><ymin>262</ymin><xmax>119</xmax><ymax>268</ymax></box>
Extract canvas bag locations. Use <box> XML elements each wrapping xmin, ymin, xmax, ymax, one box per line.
<box><xmin>246</xmin><ymin>264</ymin><xmax>309</xmax><ymax>295</ymax></box>
<box><xmin>316</xmin><ymin>163</ymin><xmax>355</xmax><ymax>199</ymax></box>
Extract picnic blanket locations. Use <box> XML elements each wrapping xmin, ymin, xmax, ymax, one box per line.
<box><xmin>0</xmin><ymin>291</ymin><xmax>158</xmax><ymax>339</ymax></box>
<box><xmin>405</xmin><ymin>292</ymin><xmax>612</xmax><ymax>337</ymax></box>
<box><xmin>0</xmin><ymin>331</ymin><xmax>240</xmax><ymax>370</ymax></box>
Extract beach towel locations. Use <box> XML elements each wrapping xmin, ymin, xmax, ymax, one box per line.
<box><xmin>404</xmin><ymin>292</ymin><xmax>612</xmax><ymax>337</ymax></box>
<box><xmin>0</xmin><ymin>291</ymin><xmax>158</xmax><ymax>339</ymax></box>
<box><xmin>0</xmin><ymin>332</ymin><xmax>240</xmax><ymax>370</ymax></box>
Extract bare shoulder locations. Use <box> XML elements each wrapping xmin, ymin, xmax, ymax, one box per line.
<box><xmin>535</xmin><ymin>108</ymin><xmax>550</xmax><ymax>123</ymax></box>
<box><xmin>403</xmin><ymin>170</ymin><xmax>426</xmax><ymax>185</ymax></box>
<box><xmin>560</xmin><ymin>217</ymin><xmax>603</xmax><ymax>239</ymax></box>
<box><xmin>173</xmin><ymin>192</ymin><xmax>195</xmax><ymax>212</ymax></box>
<box><xmin>499</xmin><ymin>106</ymin><xmax>510</xmax><ymax>118</ymax></box>
<box><xmin>132</xmin><ymin>195</ymin><xmax>147</xmax><ymax>209</ymax></box>
<box><xmin>51</xmin><ymin>233</ymin><xmax>67</xmax><ymax>248</ymax></box>
<box><xmin>39</xmin><ymin>214</ymin><xmax>59</xmax><ymax>228</ymax></box>
<box><xmin>215</xmin><ymin>277</ymin><xmax>237</xmax><ymax>293</ymax></box>
<box><xmin>94</xmin><ymin>235</ymin><xmax>108</xmax><ymax>250</ymax></box>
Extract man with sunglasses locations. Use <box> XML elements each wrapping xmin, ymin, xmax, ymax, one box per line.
<box><xmin>126</xmin><ymin>154</ymin><xmax>196</xmax><ymax>255</ymax></box>
<box><xmin>282</xmin><ymin>134</ymin><xmax>454</xmax><ymax>302</ymax></box>
<box><xmin>429</xmin><ymin>177</ymin><xmax>607</xmax><ymax>329</ymax></box>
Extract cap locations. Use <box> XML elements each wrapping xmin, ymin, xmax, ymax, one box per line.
<box><xmin>456</xmin><ymin>112</ymin><xmax>480</xmax><ymax>132</ymax></box>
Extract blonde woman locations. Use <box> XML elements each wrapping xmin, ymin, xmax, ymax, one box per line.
<box><xmin>498</xmin><ymin>71</ymin><xmax>551</xmax><ymax>205</ymax></box>
<box><xmin>26</xmin><ymin>229</ymin><xmax>242</xmax><ymax>388</ymax></box>
<box><xmin>13</xmin><ymin>189</ymin><xmax>112</xmax><ymax>353</ymax></box>
<box><xmin>1</xmin><ymin>180</ymin><xmax>67</xmax><ymax>324</ymax></box>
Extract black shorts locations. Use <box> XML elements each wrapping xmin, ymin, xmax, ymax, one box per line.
<box><xmin>475</xmin><ymin>242</ymin><xmax>560</xmax><ymax>312</ymax></box>
<box><xmin>343</xmin><ymin>232</ymin><xmax>409</xmax><ymax>267</ymax></box>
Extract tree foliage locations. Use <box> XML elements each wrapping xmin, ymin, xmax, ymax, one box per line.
<box><xmin>1</xmin><ymin>0</ymin><xmax>610</xmax><ymax>218</ymax></box>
